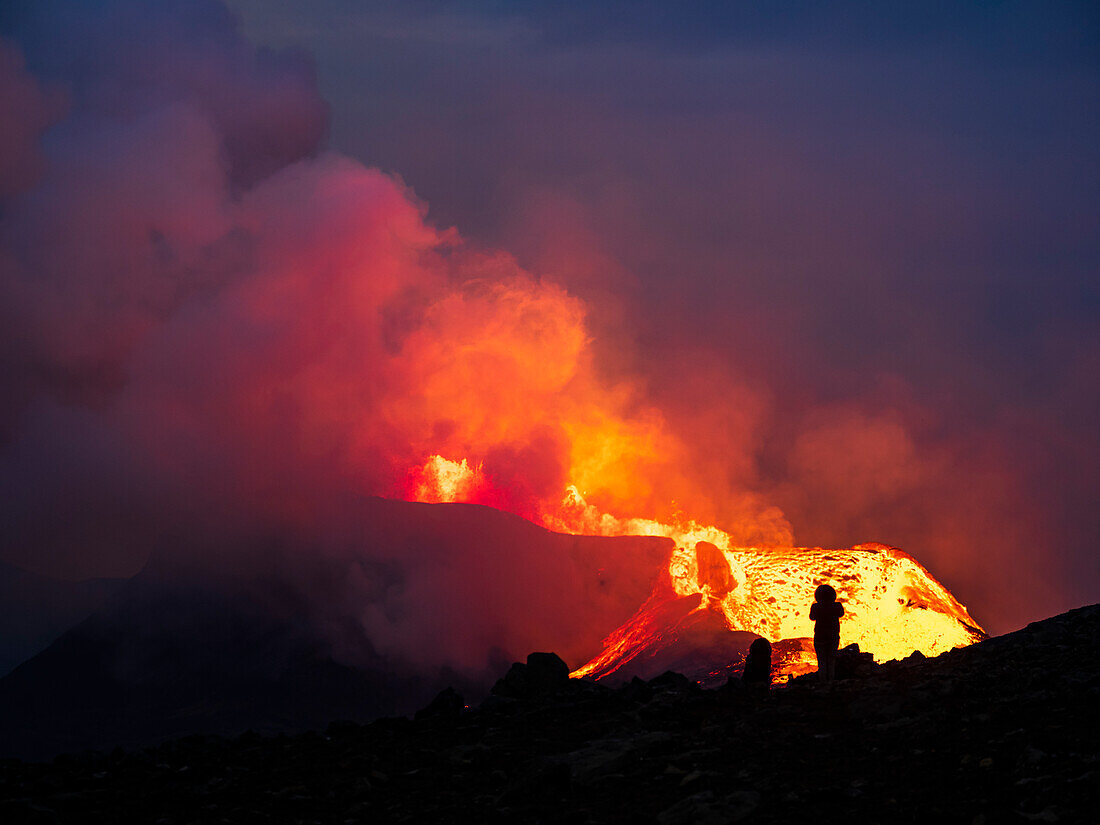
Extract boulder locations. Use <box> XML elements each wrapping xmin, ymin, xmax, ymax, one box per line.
<box><xmin>694</xmin><ymin>541</ymin><xmax>733</xmax><ymax>596</ymax></box>
<box><xmin>836</xmin><ymin>644</ymin><xmax>876</xmax><ymax>680</ymax></box>
<box><xmin>526</xmin><ymin>651</ymin><xmax>570</xmax><ymax>687</ymax></box>
<box><xmin>490</xmin><ymin>652</ymin><xmax>570</xmax><ymax>699</ymax></box>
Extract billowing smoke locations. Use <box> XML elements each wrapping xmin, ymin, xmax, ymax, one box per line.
<box><xmin>0</xmin><ymin>1</ymin><xmax>781</xmax><ymax>680</ymax></box>
<box><xmin>0</xmin><ymin>0</ymin><xmax>1091</xmax><ymax>683</ymax></box>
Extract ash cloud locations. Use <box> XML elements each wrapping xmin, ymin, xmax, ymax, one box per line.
<box><xmin>231</xmin><ymin>0</ymin><xmax>1099</xmax><ymax>633</ymax></box>
<box><xmin>0</xmin><ymin>0</ymin><xmax>1096</xmax><ymax>680</ymax></box>
<box><xmin>0</xmin><ymin>0</ymin><xmax>691</xmax><ymax>678</ymax></box>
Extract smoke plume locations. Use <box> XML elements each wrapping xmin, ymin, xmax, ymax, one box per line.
<box><xmin>0</xmin><ymin>0</ymin><xmax>1094</xmax><ymax>680</ymax></box>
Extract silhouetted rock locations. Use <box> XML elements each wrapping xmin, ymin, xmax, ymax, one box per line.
<box><xmin>648</xmin><ymin>669</ymin><xmax>698</xmax><ymax>693</ymax></box>
<box><xmin>490</xmin><ymin>661</ymin><xmax>530</xmax><ymax>698</ymax></box>
<box><xmin>414</xmin><ymin>686</ymin><xmax>465</xmax><ymax>720</ymax></box>
<box><xmin>835</xmin><ymin>642</ymin><xmax>875</xmax><ymax>679</ymax></box>
<box><xmin>741</xmin><ymin>637</ymin><xmax>772</xmax><ymax>686</ymax></box>
<box><xmin>525</xmin><ymin>651</ymin><xmax>570</xmax><ymax>686</ymax></box>
<box><xmin>491</xmin><ymin>651</ymin><xmax>570</xmax><ymax>699</ymax></box>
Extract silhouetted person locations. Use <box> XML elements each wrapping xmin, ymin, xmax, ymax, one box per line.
<box><xmin>741</xmin><ymin>637</ymin><xmax>772</xmax><ymax>689</ymax></box>
<box><xmin>810</xmin><ymin>584</ymin><xmax>843</xmax><ymax>682</ymax></box>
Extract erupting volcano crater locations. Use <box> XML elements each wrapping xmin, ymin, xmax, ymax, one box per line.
<box><xmin>572</xmin><ymin>539</ymin><xmax>986</xmax><ymax>685</ymax></box>
<box><xmin>412</xmin><ymin>456</ymin><xmax>987</xmax><ymax>684</ymax></box>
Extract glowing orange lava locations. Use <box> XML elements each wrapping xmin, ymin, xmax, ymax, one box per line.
<box><xmin>410</xmin><ymin>455</ymin><xmax>986</xmax><ymax>681</ymax></box>
<box><xmin>410</xmin><ymin>455</ymin><xmax>487</xmax><ymax>503</ymax></box>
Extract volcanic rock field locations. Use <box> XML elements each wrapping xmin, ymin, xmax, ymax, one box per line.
<box><xmin>1</xmin><ymin>604</ymin><xmax>1097</xmax><ymax>824</ymax></box>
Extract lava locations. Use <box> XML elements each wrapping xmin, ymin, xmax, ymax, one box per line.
<box><xmin>571</xmin><ymin>539</ymin><xmax>986</xmax><ymax>683</ymax></box>
<box><xmin>410</xmin><ymin>456</ymin><xmax>986</xmax><ymax>681</ymax></box>
<box><xmin>410</xmin><ymin>455</ymin><xmax>487</xmax><ymax>503</ymax></box>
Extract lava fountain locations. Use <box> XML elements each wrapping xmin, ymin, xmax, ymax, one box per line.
<box><xmin>409</xmin><ymin>456</ymin><xmax>986</xmax><ymax>682</ymax></box>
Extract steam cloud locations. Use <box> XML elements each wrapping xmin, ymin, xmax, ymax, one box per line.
<box><xmin>0</xmin><ymin>0</ymin><xmax>738</xmax><ymax>677</ymax></box>
<box><xmin>0</xmin><ymin>0</ymin><xmax>1093</xmax><ymax>674</ymax></box>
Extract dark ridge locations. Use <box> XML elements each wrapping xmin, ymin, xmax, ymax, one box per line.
<box><xmin>0</xmin><ymin>497</ymin><xmax>672</xmax><ymax>760</ymax></box>
<box><xmin>0</xmin><ymin>559</ymin><xmax>126</xmax><ymax>677</ymax></box>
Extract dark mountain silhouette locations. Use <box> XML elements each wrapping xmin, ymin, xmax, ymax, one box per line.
<box><xmin>0</xmin><ymin>498</ymin><xmax>670</xmax><ymax>760</ymax></box>
<box><xmin>0</xmin><ymin>559</ymin><xmax>126</xmax><ymax>677</ymax></box>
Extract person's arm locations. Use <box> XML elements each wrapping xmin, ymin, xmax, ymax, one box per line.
<box><xmin>810</xmin><ymin>603</ymin><xmax>818</xmax><ymax>620</ymax></box>
<box><xmin>836</xmin><ymin>603</ymin><xmax>844</xmax><ymax>617</ymax></box>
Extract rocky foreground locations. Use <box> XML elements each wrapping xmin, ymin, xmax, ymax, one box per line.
<box><xmin>2</xmin><ymin>605</ymin><xmax>1097</xmax><ymax>825</ymax></box>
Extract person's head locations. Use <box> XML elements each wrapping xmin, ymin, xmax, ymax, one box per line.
<box><xmin>814</xmin><ymin>584</ymin><xmax>837</xmax><ymax>604</ymax></box>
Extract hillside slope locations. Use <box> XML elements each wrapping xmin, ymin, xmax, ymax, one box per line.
<box><xmin>1</xmin><ymin>603</ymin><xmax>1096</xmax><ymax>823</ymax></box>
<box><xmin>0</xmin><ymin>560</ymin><xmax>125</xmax><ymax>677</ymax></box>
<box><xmin>0</xmin><ymin>498</ymin><xmax>670</xmax><ymax>760</ymax></box>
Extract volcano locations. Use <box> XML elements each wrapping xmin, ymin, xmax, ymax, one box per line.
<box><xmin>0</xmin><ymin>498</ymin><xmax>987</xmax><ymax>759</ymax></box>
<box><xmin>406</xmin><ymin>457</ymin><xmax>987</xmax><ymax>683</ymax></box>
<box><xmin>0</xmin><ymin>498</ymin><xmax>670</xmax><ymax>760</ymax></box>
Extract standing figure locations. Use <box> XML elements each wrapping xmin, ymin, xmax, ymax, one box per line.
<box><xmin>810</xmin><ymin>584</ymin><xmax>844</xmax><ymax>682</ymax></box>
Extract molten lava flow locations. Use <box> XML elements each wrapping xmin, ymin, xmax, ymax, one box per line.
<box><xmin>408</xmin><ymin>457</ymin><xmax>986</xmax><ymax>681</ymax></box>
<box><xmin>410</xmin><ymin>455</ymin><xmax>487</xmax><ymax>503</ymax></box>
<box><xmin>569</xmin><ymin>537</ymin><xmax>985</xmax><ymax>683</ymax></box>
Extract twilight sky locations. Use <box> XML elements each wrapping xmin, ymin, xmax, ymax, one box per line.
<box><xmin>0</xmin><ymin>0</ymin><xmax>1097</xmax><ymax>637</ymax></box>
